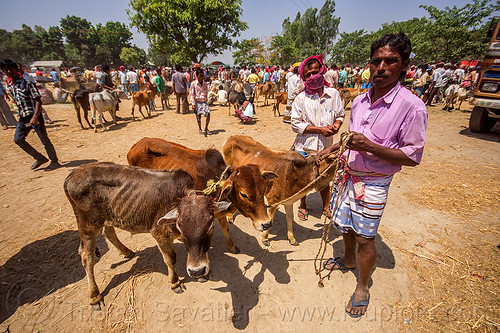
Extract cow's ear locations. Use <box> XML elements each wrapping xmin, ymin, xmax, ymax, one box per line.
<box><xmin>214</xmin><ymin>201</ymin><xmax>232</xmax><ymax>212</ymax></box>
<box><xmin>157</xmin><ymin>208</ymin><xmax>179</xmax><ymax>226</ymax></box>
<box><xmin>213</xmin><ymin>201</ymin><xmax>233</xmax><ymax>219</ymax></box>
<box><xmin>262</xmin><ymin>170</ymin><xmax>278</xmax><ymax>181</ymax></box>
<box><xmin>219</xmin><ymin>180</ymin><xmax>233</xmax><ymax>200</ymax></box>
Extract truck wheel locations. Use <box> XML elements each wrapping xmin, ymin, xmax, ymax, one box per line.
<box><xmin>469</xmin><ymin>106</ymin><xmax>496</xmax><ymax>133</ymax></box>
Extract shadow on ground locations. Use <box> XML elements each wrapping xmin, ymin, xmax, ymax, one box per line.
<box><xmin>0</xmin><ymin>231</ymin><xmax>109</xmax><ymax>323</ymax></box>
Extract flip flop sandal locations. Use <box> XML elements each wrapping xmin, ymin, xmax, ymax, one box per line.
<box><xmin>346</xmin><ymin>294</ymin><xmax>370</xmax><ymax>318</ymax></box>
<box><xmin>323</xmin><ymin>257</ymin><xmax>355</xmax><ymax>271</ymax></box>
<box><xmin>297</xmin><ymin>208</ymin><xmax>308</xmax><ymax>221</ymax></box>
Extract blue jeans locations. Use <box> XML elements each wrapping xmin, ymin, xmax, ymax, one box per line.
<box><xmin>130</xmin><ymin>84</ymin><xmax>139</xmax><ymax>92</ymax></box>
<box><xmin>14</xmin><ymin>114</ymin><xmax>58</xmax><ymax>162</ymax></box>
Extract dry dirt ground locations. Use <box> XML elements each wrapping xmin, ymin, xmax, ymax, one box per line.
<box><xmin>0</xmin><ymin>92</ymin><xmax>498</xmax><ymax>333</ymax></box>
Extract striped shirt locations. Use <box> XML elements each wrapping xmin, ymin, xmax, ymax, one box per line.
<box><xmin>291</xmin><ymin>87</ymin><xmax>345</xmax><ymax>152</ymax></box>
<box><xmin>9</xmin><ymin>78</ymin><xmax>41</xmax><ymax>118</ymax></box>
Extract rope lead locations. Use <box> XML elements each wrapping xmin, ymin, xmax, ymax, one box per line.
<box><xmin>314</xmin><ymin>132</ymin><xmax>354</xmax><ymax>288</ymax></box>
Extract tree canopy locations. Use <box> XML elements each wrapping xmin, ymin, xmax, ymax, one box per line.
<box><xmin>269</xmin><ymin>0</ymin><xmax>340</xmax><ymax>65</ymax></box>
<box><xmin>0</xmin><ymin>16</ymin><xmax>139</xmax><ymax>68</ymax></box>
<box><xmin>128</xmin><ymin>0</ymin><xmax>248</xmax><ymax>65</ymax></box>
<box><xmin>328</xmin><ymin>0</ymin><xmax>499</xmax><ymax>66</ymax></box>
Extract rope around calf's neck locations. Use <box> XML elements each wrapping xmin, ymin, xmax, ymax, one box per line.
<box><xmin>313</xmin><ymin>132</ymin><xmax>353</xmax><ymax>288</ymax></box>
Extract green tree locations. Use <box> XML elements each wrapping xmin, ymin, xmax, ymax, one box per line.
<box><xmin>271</xmin><ymin>0</ymin><xmax>340</xmax><ymax>64</ymax></box>
<box><xmin>329</xmin><ymin>30</ymin><xmax>371</xmax><ymax>66</ymax></box>
<box><xmin>329</xmin><ymin>0</ymin><xmax>499</xmax><ymax>66</ymax></box>
<box><xmin>60</xmin><ymin>15</ymin><xmax>98</xmax><ymax>66</ymax></box>
<box><xmin>232</xmin><ymin>38</ymin><xmax>261</xmax><ymax>67</ymax></box>
<box><xmin>148</xmin><ymin>43</ymin><xmax>171</xmax><ymax>67</ymax></box>
<box><xmin>0</xmin><ymin>30</ymin><xmax>15</xmax><ymax>61</ymax></box>
<box><xmin>95</xmin><ymin>21</ymin><xmax>133</xmax><ymax>65</ymax></box>
<box><xmin>419</xmin><ymin>0</ymin><xmax>499</xmax><ymax>62</ymax></box>
<box><xmin>38</xmin><ymin>26</ymin><xmax>65</xmax><ymax>61</ymax></box>
<box><xmin>10</xmin><ymin>25</ymin><xmax>41</xmax><ymax>65</ymax></box>
<box><xmin>128</xmin><ymin>0</ymin><xmax>248</xmax><ymax>64</ymax></box>
<box><xmin>120</xmin><ymin>46</ymin><xmax>148</xmax><ymax>68</ymax></box>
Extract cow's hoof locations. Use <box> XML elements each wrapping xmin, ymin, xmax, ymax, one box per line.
<box><xmin>90</xmin><ymin>295</ymin><xmax>104</xmax><ymax>311</ymax></box>
<box><xmin>173</xmin><ymin>285</ymin><xmax>185</xmax><ymax>294</ymax></box>
<box><xmin>262</xmin><ymin>240</ymin><xmax>270</xmax><ymax>247</ymax></box>
<box><xmin>230</xmin><ymin>246</ymin><xmax>240</xmax><ymax>254</ymax></box>
<box><xmin>289</xmin><ymin>239</ymin><xmax>299</xmax><ymax>246</ymax></box>
<box><xmin>91</xmin><ymin>301</ymin><xmax>104</xmax><ymax>311</ymax></box>
<box><xmin>124</xmin><ymin>250</ymin><xmax>135</xmax><ymax>259</ymax></box>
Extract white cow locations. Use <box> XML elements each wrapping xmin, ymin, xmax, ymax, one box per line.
<box><xmin>456</xmin><ymin>86</ymin><xmax>469</xmax><ymax>110</ymax></box>
<box><xmin>443</xmin><ymin>84</ymin><xmax>460</xmax><ymax>111</ymax></box>
<box><xmin>89</xmin><ymin>89</ymin><xmax>129</xmax><ymax>132</ymax></box>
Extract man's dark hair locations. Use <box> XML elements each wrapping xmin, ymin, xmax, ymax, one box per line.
<box><xmin>175</xmin><ymin>64</ymin><xmax>182</xmax><ymax>71</ymax></box>
<box><xmin>102</xmin><ymin>64</ymin><xmax>110</xmax><ymax>72</ymax></box>
<box><xmin>331</xmin><ymin>64</ymin><xmax>337</xmax><ymax>70</ymax></box>
<box><xmin>293</xmin><ymin>67</ymin><xmax>299</xmax><ymax>74</ymax></box>
<box><xmin>195</xmin><ymin>68</ymin><xmax>204</xmax><ymax>78</ymax></box>
<box><xmin>0</xmin><ymin>59</ymin><xmax>18</xmax><ymax>70</ymax></box>
<box><xmin>370</xmin><ymin>32</ymin><xmax>411</xmax><ymax>62</ymax></box>
<box><xmin>370</xmin><ymin>33</ymin><xmax>411</xmax><ymax>81</ymax></box>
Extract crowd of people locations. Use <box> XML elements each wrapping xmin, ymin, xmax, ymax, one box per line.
<box><xmin>4</xmin><ymin>29</ymin><xmax>489</xmax><ymax>319</ymax></box>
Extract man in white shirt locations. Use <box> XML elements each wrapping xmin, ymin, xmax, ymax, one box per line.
<box><xmin>217</xmin><ymin>85</ymin><xmax>228</xmax><ymax>105</ymax></box>
<box><xmin>126</xmin><ymin>66</ymin><xmax>140</xmax><ymax>93</ymax></box>
<box><xmin>283</xmin><ymin>66</ymin><xmax>300</xmax><ymax>123</ymax></box>
<box><xmin>324</xmin><ymin>64</ymin><xmax>338</xmax><ymax>88</ymax></box>
<box><xmin>243</xmin><ymin>67</ymin><xmax>251</xmax><ymax>80</ymax></box>
<box><xmin>291</xmin><ymin>55</ymin><xmax>345</xmax><ymax>221</ymax></box>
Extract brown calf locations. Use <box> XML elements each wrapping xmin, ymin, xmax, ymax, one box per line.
<box><xmin>273</xmin><ymin>91</ymin><xmax>288</xmax><ymax>117</ymax></box>
<box><xmin>131</xmin><ymin>91</ymin><xmax>151</xmax><ymax>120</ymax></box>
<box><xmin>64</xmin><ymin>162</ymin><xmax>231</xmax><ymax>308</ymax></box>
<box><xmin>223</xmin><ymin>135</ymin><xmax>337</xmax><ymax>246</ymax></box>
<box><xmin>338</xmin><ymin>88</ymin><xmax>367</xmax><ymax>108</ymax></box>
<box><xmin>255</xmin><ymin>82</ymin><xmax>276</xmax><ymax>106</ymax></box>
<box><xmin>127</xmin><ymin>138</ymin><xmax>278</xmax><ymax>252</ymax></box>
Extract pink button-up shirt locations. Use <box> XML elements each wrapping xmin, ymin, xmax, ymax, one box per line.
<box><xmin>189</xmin><ymin>80</ymin><xmax>210</xmax><ymax>105</ymax></box>
<box><xmin>347</xmin><ymin>82</ymin><xmax>427</xmax><ymax>175</ymax></box>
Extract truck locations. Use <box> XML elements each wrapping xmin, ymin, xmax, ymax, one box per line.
<box><xmin>469</xmin><ymin>16</ymin><xmax>500</xmax><ymax>133</ymax></box>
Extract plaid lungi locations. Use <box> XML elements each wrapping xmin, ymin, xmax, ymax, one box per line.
<box><xmin>329</xmin><ymin>174</ymin><xmax>393</xmax><ymax>238</ymax></box>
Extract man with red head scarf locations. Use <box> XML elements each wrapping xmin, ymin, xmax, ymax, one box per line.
<box><xmin>291</xmin><ymin>54</ymin><xmax>345</xmax><ymax>221</ymax></box>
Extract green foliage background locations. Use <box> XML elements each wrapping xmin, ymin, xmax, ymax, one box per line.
<box><xmin>0</xmin><ymin>0</ymin><xmax>498</xmax><ymax>68</ymax></box>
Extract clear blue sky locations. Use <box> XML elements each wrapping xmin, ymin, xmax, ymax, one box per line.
<box><xmin>0</xmin><ymin>0</ymin><xmax>484</xmax><ymax>65</ymax></box>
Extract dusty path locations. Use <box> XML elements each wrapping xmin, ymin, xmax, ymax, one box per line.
<box><xmin>0</xmin><ymin>93</ymin><xmax>498</xmax><ymax>332</ymax></box>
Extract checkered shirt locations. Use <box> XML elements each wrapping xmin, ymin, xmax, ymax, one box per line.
<box><xmin>9</xmin><ymin>78</ymin><xmax>41</xmax><ymax>117</ymax></box>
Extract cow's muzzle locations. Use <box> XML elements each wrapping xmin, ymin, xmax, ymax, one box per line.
<box><xmin>188</xmin><ymin>265</ymin><xmax>208</xmax><ymax>278</ymax></box>
<box><xmin>258</xmin><ymin>221</ymin><xmax>272</xmax><ymax>231</ymax></box>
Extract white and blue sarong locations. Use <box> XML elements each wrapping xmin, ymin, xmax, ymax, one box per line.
<box><xmin>329</xmin><ymin>174</ymin><xmax>393</xmax><ymax>238</ymax></box>
<box><xmin>194</xmin><ymin>101</ymin><xmax>210</xmax><ymax>121</ymax></box>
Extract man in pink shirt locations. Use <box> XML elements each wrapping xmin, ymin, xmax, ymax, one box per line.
<box><xmin>190</xmin><ymin>69</ymin><xmax>212</xmax><ymax>136</ymax></box>
<box><xmin>317</xmin><ymin>33</ymin><xmax>427</xmax><ymax>318</ymax></box>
